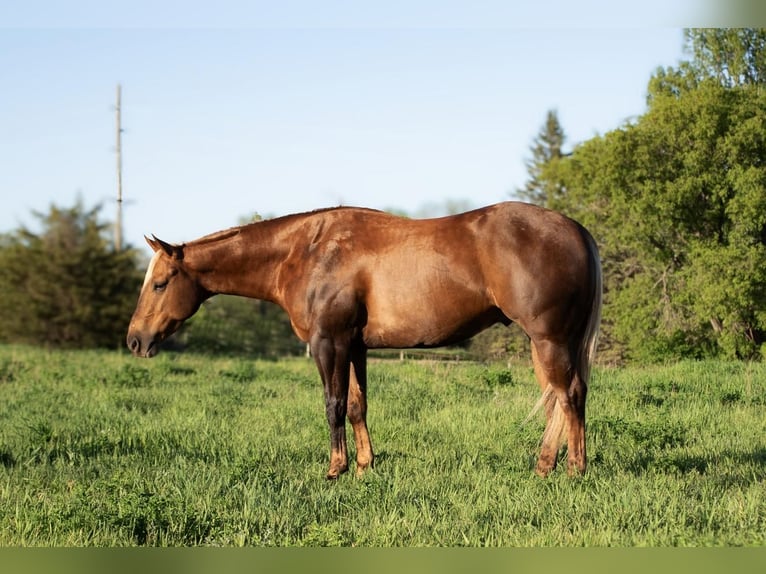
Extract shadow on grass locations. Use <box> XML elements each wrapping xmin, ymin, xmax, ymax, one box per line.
<box><xmin>620</xmin><ymin>446</ymin><xmax>766</xmax><ymax>486</ymax></box>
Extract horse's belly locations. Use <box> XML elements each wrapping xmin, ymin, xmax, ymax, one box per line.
<box><xmin>361</xmin><ymin>298</ymin><xmax>503</xmax><ymax>349</ymax></box>
<box><xmin>357</xmin><ymin>253</ymin><xmax>501</xmax><ymax>348</ymax></box>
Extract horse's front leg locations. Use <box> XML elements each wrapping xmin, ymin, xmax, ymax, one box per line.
<box><xmin>311</xmin><ymin>332</ymin><xmax>351</xmax><ymax>480</ymax></box>
<box><xmin>348</xmin><ymin>342</ymin><xmax>374</xmax><ymax>475</ymax></box>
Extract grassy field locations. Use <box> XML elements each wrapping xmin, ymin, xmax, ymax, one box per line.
<box><xmin>0</xmin><ymin>345</ymin><xmax>764</xmax><ymax>546</ymax></box>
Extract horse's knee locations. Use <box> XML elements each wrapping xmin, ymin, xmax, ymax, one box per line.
<box><xmin>347</xmin><ymin>399</ymin><xmax>363</xmax><ymax>423</ymax></box>
<box><xmin>325</xmin><ymin>394</ymin><xmax>347</xmax><ymax>421</ymax></box>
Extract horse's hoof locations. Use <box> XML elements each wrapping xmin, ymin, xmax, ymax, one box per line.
<box><xmin>535</xmin><ymin>460</ymin><xmax>555</xmax><ymax>478</ymax></box>
<box><xmin>325</xmin><ymin>465</ymin><xmax>348</xmax><ymax>480</ymax></box>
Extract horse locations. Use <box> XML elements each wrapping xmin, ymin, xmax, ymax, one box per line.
<box><xmin>126</xmin><ymin>201</ymin><xmax>602</xmax><ymax>478</ymax></box>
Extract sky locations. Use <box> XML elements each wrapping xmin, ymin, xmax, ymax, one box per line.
<box><xmin>0</xmin><ymin>2</ymin><xmax>711</xmax><ymax>252</ymax></box>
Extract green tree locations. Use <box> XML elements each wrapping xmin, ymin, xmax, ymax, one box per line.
<box><xmin>467</xmin><ymin>323</ymin><xmax>530</xmax><ymax>365</ymax></box>
<box><xmin>177</xmin><ymin>295</ymin><xmax>305</xmax><ymax>358</ymax></box>
<box><xmin>550</xmin><ymin>30</ymin><xmax>766</xmax><ymax>361</ymax></box>
<box><xmin>684</xmin><ymin>28</ymin><xmax>766</xmax><ymax>88</ymax></box>
<box><xmin>648</xmin><ymin>29</ymin><xmax>766</xmax><ymax>99</ymax></box>
<box><xmin>0</xmin><ymin>200</ymin><xmax>142</xmax><ymax>348</ymax></box>
<box><xmin>516</xmin><ymin>109</ymin><xmax>567</xmax><ymax>207</ymax></box>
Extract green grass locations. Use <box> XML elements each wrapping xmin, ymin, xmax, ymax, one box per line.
<box><xmin>0</xmin><ymin>345</ymin><xmax>764</xmax><ymax>546</ymax></box>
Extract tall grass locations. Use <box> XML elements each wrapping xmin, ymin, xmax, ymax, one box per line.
<box><xmin>0</xmin><ymin>345</ymin><xmax>764</xmax><ymax>546</ymax></box>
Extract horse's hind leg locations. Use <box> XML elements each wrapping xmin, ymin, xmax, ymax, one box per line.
<box><xmin>348</xmin><ymin>343</ymin><xmax>374</xmax><ymax>475</ymax></box>
<box><xmin>530</xmin><ymin>338</ymin><xmax>587</xmax><ymax>477</ymax></box>
<box><xmin>530</xmin><ymin>341</ymin><xmax>563</xmax><ymax>475</ymax></box>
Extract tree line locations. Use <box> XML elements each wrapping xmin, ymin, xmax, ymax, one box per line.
<box><xmin>1</xmin><ymin>29</ymin><xmax>763</xmax><ymax>363</ymax></box>
<box><xmin>519</xmin><ymin>29</ymin><xmax>766</xmax><ymax>362</ymax></box>
<box><xmin>0</xmin><ymin>202</ymin><xmax>142</xmax><ymax>349</ymax></box>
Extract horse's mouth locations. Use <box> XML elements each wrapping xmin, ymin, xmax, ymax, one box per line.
<box><xmin>144</xmin><ymin>340</ymin><xmax>159</xmax><ymax>358</ymax></box>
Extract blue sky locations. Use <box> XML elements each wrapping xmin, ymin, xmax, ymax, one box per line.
<box><xmin>1</xmin><ymin>3</ymin><xmax>703</xmax><ymax>251</ymax></box>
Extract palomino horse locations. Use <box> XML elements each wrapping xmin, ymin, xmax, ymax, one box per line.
<box><xmin>127</xmin><ymin>202</ymin><xmax>602</xmax><ymax>478</ymax></box>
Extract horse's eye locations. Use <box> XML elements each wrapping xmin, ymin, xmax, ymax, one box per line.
<box><xmin>153</xmin><ymin>280</ymin><xmax>168</xmax><ymax>293</ymax></box>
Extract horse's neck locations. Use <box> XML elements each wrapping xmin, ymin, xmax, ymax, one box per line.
<box><xmin>184</xmin><ymin>223</ymin><xmax>288</xmax><ymax>303</ymax></box>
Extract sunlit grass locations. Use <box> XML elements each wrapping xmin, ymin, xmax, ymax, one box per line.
<box><xmin>0</xmin><ymin>346</ymin><xmax>764</xmax><ymax>546</ymax></box>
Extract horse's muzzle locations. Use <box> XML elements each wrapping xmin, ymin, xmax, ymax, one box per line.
<box><xmin>126</xmin><ymin>332</ymin><xmax>159</xmax><ymax>358</ymax></box>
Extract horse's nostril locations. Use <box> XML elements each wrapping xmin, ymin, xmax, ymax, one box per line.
<box><xmin>127</xmin><ymin>335</ymin><xmax>140</xmax><ymax>353</ymax></box>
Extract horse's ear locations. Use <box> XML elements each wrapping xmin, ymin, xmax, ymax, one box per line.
<box><xmin>145</xmin><ymin>235</ymin><xmax>160</xmax><ymax>252</ymax></box>
<box><xmin>146</xmin><ymin>235</ymin><xmax>184</xmax><ymax>260</ymax></box>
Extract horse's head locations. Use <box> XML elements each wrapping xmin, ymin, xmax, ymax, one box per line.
<box><xmin>126</xmin><ymin>236</ymin><xmax>208</xmax><ymax>358</ymax></box>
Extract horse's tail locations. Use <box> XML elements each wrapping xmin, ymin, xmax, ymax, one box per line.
<box><xmin>576</xmin><ymin>228</ymin><xmax>602</xmax><ymax>391</ymax></box>
<box><xmin>525</xmin><ymin>227</ymin><xmax>602</xmax><ymax>447</ymax></box>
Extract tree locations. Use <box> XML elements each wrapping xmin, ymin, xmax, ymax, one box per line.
<box><xmin>684</xmin><ymin>28</ymin><xmax>766</xmax><ymax>88</ymax></box>
<box><xmin>0</xmin><ymin>200</ymin><xmax>143</xmax><ymax>348</ymax></box>
<box><xmin>516</xmin><ymin>109</ymin><xmax>567</xmax><ymax>207</ymax></box>
<box><xmin>467</xmin><ymin>323</ymin><xmax>530</xmax><ymax>364</ymax></box>
<box><xmin>176</xmin><ymin>295</ymin><xmax>305</xmax><ymax>357</ymax></box>
<box><xmin>548</xmin><ymin>31</ymin><xmax>766</xmax><ymax>361</ymax></box>
<box><xmin>648</xmin><ymin>29</ymin><xmax>766</xmax><ymax>100</ymax></box>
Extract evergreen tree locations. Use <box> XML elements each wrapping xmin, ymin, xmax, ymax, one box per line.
<box><xmin>0</xmin><ymin>200</ymin><xmax>142</xmax><ymax>349</ymax></box>
<box><xmin>516</xmin><ymin>109</ymin><xmax>566</xmax><ymax>207</ymax></box>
